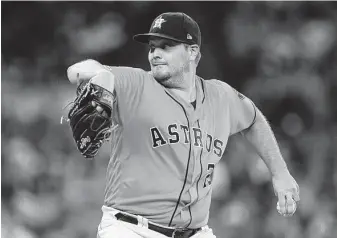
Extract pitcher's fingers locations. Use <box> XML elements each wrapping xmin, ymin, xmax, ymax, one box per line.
<box><xmin>277</xmin><ymin>192</ymin><xmax>287</xmax><ymax>214</ymax></box>
<box><xmin>96</xmin><ymin>106</ymin><xmax>103</xmax><ymax>113</ymax></box>
<box><xmin>101</xmin><ymin>111</ymin><xmax>108</xmax><ymax>118</ymax></box>
<box><xmin>67</xmin><ymin>69</ymin><xmax>97</xmax><ymax>84</ymax></box>
<box><xmin>285</xmin><ymin>193</ymin><xmax>296</xmax><ymax>215</ymax></box>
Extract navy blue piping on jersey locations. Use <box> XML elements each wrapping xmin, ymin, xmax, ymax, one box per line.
<box><xmin>195</xmin><ymin>119</ymin><xmax>204</xmax><ymax>204</ymax></box>
<box><xmin>165</xmin><ymin>92</ymin><xmax>193</xmax><ymax>228</ymax></box>
<box><xmin>187</xmin><ymin>206</ymin><xmax>193</xmax><ymax>228</ymax></box>
<box><xmin>185</xmin><ymin>118</ymin><xmax>202</xmax><ymax>228</ymax></box>
<box><xmin>186</xmin><ymin>147</ymin><xmax>203</xmax><ymax>228</ymax></box>
<box><xmin>246</xmin><ymin>100</ymin><xmax>257</xmax><ymax>130</ymax></box>
<box><xmin>199</xmin><ymin>77</ymin><xmax>206</xmax><ymax>103</ymax></box>
<box><xmin>195</xmin><ymin>148</ymin><xmax>204</xmax><ymax>198</ymax></box>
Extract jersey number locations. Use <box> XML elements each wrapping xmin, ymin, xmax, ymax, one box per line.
<box><xmin>203</xmin><ymin>163</ymin><xmax>215</xmax><ymax>187</ymax></box>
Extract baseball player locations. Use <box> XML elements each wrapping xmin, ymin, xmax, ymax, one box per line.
<box><xmin>66</xmin><ymin>12</ymin><xmax>300</xmax><ymax>238</ymax></box>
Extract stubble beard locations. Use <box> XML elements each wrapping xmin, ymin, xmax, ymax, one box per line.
<box><xmin>153</xmin><ymin>62</ymin><xmax>190</xmax><ymax>89</ymax></box>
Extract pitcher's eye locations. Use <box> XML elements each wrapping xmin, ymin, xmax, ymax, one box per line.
<box><xmin>165</xmin><ymin>42</ymin><xmax>174</xmax><ymax>47</ymax></box>
<box><xmin>149</xmin><ymin>45</ymin><xmax>155</xmax><ymax>52</ymax></box>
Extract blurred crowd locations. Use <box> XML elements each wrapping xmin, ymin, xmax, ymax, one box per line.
<box><xmin>2</xmin><ymin>2</ymin><xmax>337</xmax><ymax>238</ymax></box>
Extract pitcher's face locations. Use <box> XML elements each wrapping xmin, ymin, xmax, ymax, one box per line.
<box><xmin>148</xmin><ymin>38</ymin><xmax>190</xmax><ymax>87</ymax></box>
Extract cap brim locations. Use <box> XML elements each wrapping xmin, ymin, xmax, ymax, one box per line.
<box><xmin>133</xmin><ymin>33</ymin><xmax>189</xmax><ymax>45</ymax></box>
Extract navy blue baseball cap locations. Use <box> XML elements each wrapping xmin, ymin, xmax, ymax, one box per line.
<box><xmin>133</xmin><ymin>12</ymin><xmax>201</xmax><ymax>47</ymax></box>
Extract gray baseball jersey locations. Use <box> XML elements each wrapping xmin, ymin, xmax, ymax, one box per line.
<box><xmin>102</xmin><ymin>66</ymin><xmax>256</xmax><ymax>229</ymax></box>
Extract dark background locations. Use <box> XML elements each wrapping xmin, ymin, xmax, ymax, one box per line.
<box><xmin>2</xmin><ymin>1</ymin><xmax>337</xmax><ymax>238</ymax></box>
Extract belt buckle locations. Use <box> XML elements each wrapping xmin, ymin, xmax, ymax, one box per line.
<box><xmin>171</xmin><ymin>228</ymin><xmax>188</xmax><ymax>238</ymax></box>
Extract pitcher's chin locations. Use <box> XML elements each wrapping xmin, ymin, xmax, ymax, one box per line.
<box><xmin>152</xmin><ymin>71</ymin><xmax>171</xmax><ymax>83</ymax></box>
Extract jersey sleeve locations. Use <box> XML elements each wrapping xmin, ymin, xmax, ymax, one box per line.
<box><xmin>215</xmin><ymin>81</ymin><xmax>256</xmax><ymax>135</ymax></box>
<box><xmin>104</xmin><ymin>66</ymin><xmax>147</xmax><ymax>125</ymax></box>
<box><xmin>227</xmin><ymin>84</ymin><xmax>256</xmax><ymax>135</ymax></box>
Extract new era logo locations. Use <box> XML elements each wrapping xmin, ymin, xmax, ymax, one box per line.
<box><xmin>187</xmin><ymin>34</ymin><xmax>192</xmax><ymax>40</ymax></box>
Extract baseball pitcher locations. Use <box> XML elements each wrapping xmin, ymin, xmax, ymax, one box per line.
<box><xmin>65</xmin><ymin>12</ymin><xmax>300</xmax><ymax>238</ymax></box>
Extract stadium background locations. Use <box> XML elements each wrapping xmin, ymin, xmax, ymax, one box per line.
<box><xmin>2</xmin><ymin>1</ymin><xmax>337</xmax><ymax>238</ymax></box>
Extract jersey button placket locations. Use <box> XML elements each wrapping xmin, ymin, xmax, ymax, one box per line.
<box><xmin>189</xmin><ymin>118</ymin><xmax>202</xmax><ymax>204</ymax></box>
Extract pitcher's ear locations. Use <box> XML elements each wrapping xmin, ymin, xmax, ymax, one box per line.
<box><xmin>189</xmin><ymin>44</ymin><xmax>200</xmax><ymax>61</ymax></box>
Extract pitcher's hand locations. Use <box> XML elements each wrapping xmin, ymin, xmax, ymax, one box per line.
<box><xmin>272</xmin><ymin>171</ymin><xmax>300</xmax><ymax>217</ymax></box>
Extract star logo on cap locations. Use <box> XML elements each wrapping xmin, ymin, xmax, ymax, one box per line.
<box><xmin>153</xmin><ymin>16</ymin><xmax>166</xmax><ymax>29</ymax></box>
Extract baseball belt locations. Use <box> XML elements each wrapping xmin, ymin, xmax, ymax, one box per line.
<box><xmin>115</xmin><ymin>212</ymin><xmax>201</xmax><ymax>238</ymax></box>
